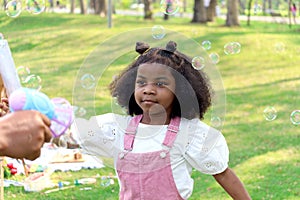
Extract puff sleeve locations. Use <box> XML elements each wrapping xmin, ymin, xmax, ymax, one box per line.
<box><xmin>183</xmin><ymin>119</ymin><xmax>229</xmax><ymax>175</ymax></box>
<box><xmin>72</xmin><ymin>113</ymin><xmax>130</xmax><ymax>158</ymax></box>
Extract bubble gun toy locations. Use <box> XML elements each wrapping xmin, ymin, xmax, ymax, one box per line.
<box><xmin>8</xmin><ymin>87</ymin><xmax>73</xmax><ymax>138</ymax></box>
<box><xmin>0</xmin><ymin>36</ymin><xmax>73</xmax><ymax>138</ymax></box>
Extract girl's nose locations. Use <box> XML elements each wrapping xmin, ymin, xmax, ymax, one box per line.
<box><xmin>143</xmin><ymin>83</ymin><xmax>156</xmax><ymax>94</ymax></box>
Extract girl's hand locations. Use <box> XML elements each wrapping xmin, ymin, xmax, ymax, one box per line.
<box><xmin>0</xmin><ymin>98</ymin><xmax>9</xmax><ymax>117</ymax></box>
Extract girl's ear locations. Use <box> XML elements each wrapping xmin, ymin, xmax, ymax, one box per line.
<box><xmin>136</xmin><ymin>42</ymin><xmax>150</xmax><ymax>54</ymax></box>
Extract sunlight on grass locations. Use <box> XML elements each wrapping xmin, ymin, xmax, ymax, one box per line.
<box><xmin>234</xmin><ymin>147</ymin><xmax>300</xmax><ymax>199</ymax></box>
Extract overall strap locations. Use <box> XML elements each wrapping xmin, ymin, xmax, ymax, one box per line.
<box><xmin>124</xmin><ymin>115</ymin><xmax>143</xmax><ymax>151</ymax></box>
<box><xmin>162</xmin><ymin>117</ymin><xmax>181</xmax><ymax>148</ymax></box>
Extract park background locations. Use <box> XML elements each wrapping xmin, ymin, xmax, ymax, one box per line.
<box><xmin>0</xmin><ymin>0</ymin><xmax>300</xmax><ymax>199</ymax></box>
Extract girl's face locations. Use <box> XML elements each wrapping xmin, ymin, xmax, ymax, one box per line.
<box><xmin>134</xmin><ymin>63</ymin><xmax>176</xmax><ymax>121</ymax></box>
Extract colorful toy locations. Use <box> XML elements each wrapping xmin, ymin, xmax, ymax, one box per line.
<box><xmin>9</xmin><ymin>87</ymin><xmax>73</xmax><ymax>137</ymax></box>
<box><xmin>0</xmin><ymin>36</ymin><xmax>73</xmax><ymax>138</ymax></box>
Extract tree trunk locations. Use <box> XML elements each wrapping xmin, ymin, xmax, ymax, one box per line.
<box><xmin>99</xmin><ymin>0</ymin><xmax>107</xmax><ymax>17</ymax></box>
<box><xmin>70</xmin><ymin>0</ymin><xmax>75</xmax><ymax>13</ymax></box>
<box><xmin>207</xmin><ymin>0</ymin><xmax>217</xmax><ymax>22</ymax></box>
<box><xmin>191</xmin><ymin>0</ymin><xmax>206</xmax><ymax>23</ymax></box>
<box><xmin>89</xmin><ymin>0</ymin><xmax>95</xmax><ymax>14</ymax></box>
<box><xmin>79</xmin><ymin>0</ymin><xmax>86</xmax><ymax>14</ymax></box>
<box><xmin>262</xmin><ymin>0</ymin><xmax>266</xmax><ymax>14</ymax></box>
<box><xmin>3</xmin><ymin>0</ymin><xmax>7</xmax><ymax>10</ymax></box>
<box><xmin>94</xmin><ymin>0</ymin><xmax>100</xmax><ymax>14</ymax></box>
<box><xmin>94</xmin><ymin>0</ymin><xmax>106</xmax><ymax>16</ymax></box>
<box><xmin>143</xmin><ymin>0</ymin><xmax>153</xmax><ymax>19</ymax></box>
<box><xmin>247</xmin><ymin>0</ymin><xmax>253</xmax><ymax>26</ymax></box>
<box><xmin>225</xmin><ymin>0</ymin><xmax>240</xmax><ymax>26</ymax></box>
<box><xmin>268</xmin><ymin>0</ymin><xmax>272</xmax><ymax>11</ymax></box>
<box><xmin>239</xmin><ymin>0</ymin><xmax>245</xmax><ymax>14</ymax></box>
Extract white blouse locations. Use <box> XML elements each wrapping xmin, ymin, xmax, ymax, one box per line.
<box><xmin>72</xmin><ymin>113</ymin><xmax>229</xmax><ymax>199</ymax></box>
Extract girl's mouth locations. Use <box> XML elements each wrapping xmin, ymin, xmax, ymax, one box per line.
<box><xmin>142</xmin><ymin>99</ymin><xmax>157</xmax><ymax>104</ymax></box>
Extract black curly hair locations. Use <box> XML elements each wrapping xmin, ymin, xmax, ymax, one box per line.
<box><xmin>109</xmin><ymin>41</ymin><xmax>212</xmax><ymax>120</ymax></box>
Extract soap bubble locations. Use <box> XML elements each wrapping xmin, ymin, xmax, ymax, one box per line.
<box><xmin>151</xmin><ymin>25</ymin><xmax>166</xmax><ymax>40</ymax></box>
<box><xmin>80</xmin><ymin>73</ymin><xmax>96</xmax><ymax>90</ymax></box>
<box><xmin>17</xmin><ymin>66</ymin><xmax>31</xmax><ymax>83</ymax></box>
<box><xmin>160</xmin><ymin>0</ymin><xmax>180</xmax><ymax>15</ymax></box>
<box><xmin>202</xmin><ymin>40</ymin><xmax>211</xmax><ymax>50</ymax></box>
<box><xmin>263</xmin><ymin>106</ymin><xmax>277</xmax><ymax>121</ymax></box>
<box><xmin>192</xmin><ymin>56</ymin><xmax>205</xmax><ymax>70</ymax></box>
<box><xmin>111</xmin><ymin>97</ymin><xmax>127</xmax><ymax>115</ymax></box>
<box><xmin>100</xmin><ymin>176</ymin><xmax>111</xmax><ymax>187</ymax></box>
<box><xmin>224</xmin><ymin>42</ymin><xmax>241</xmax><ymax>55</ymax></box>
<box><xmin>209</xmin><ymin>52</ymin><xmax>220</xmax><ymax>64</ymax></box>
<box><xmin>211</xmin><ymin>116</ymin><xmax>222</xmax><ymax>128</ymax></box>
<box><xmin>26</xmin><ymin>0</ymin><xmax>45</xmax><ymax>15</ymax></box>
<box><xmin>290</xmin><ymin>110</ymin><xmax>300</xmax><ymax>125</ymax></box>
<box><xmin>5</xmin><ymin>0</ymin><xmax>22</xmax><ymax>18</ymax></box>
<box><xmin>58</xmin><ymin>135</ymin><xmax>68</xmax><ymax>148</ymax></box>
<box><xmin>22</xmin><ymin>74</ymin><xmax>42</xmax><ymax>91</ymax></box>
<box><xmin>73</xmin><ymin>106</ymin><xmax>87</xmax><ymax>117</ymax></box>
<box><xmin>274</xmin><ymin>42</ymin><xmax>285</xmax><ymax>53</ymax></box>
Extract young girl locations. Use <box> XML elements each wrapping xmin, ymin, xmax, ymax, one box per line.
<box><xmin>74</xmin><ymin>41</ymin><xmax>251</xmax><ymax>199</ymax></box>
<box><xmin>291</xmin><ymin>3</ymin><xmax>297</xmax><ymax>24</ymax></box>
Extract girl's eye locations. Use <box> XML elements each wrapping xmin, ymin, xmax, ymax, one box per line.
<box><xmin>136</xmin><ymin>80</ymin><xmax>146</xmax><ymax>86</ymax></box>
<box><xmin>155</xmin><ymin>82</ymin><xmax>167</xmax><ymax>87</ymax></box>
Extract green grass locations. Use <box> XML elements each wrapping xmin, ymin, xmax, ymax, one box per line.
<box><xmin>1</xmin><ymin>11</ymin><xmax>300</xmax><ymax>199</ymax></box>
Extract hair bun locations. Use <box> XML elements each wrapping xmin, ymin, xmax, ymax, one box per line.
<box><xmin>136</xmin><ymin>42</ymin><xmax>150</xmax><ymax>54</ymax></box>
<box><xmin>166</xmin><ymin>41</ymin><xmax>177</xmax><ymax>52</ymax></box>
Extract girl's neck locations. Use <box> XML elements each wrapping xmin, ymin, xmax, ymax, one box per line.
<box><xmin>141</xmin><ymin>113</ymin><xmax>171</xmax><ymax>125</ymax></box>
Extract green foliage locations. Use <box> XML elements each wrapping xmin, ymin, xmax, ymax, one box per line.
<box><xmin>0</xmin><ymin>12</ymin><xmax>299</xmax><ymax>199</ymax></box>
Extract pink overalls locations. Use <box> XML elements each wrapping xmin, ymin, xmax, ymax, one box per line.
<box><xmin>116</xmin><ymin>115</ymin><xmax>184</xmax><ymax>200</ymax></box>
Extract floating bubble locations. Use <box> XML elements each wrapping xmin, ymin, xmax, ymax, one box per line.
<box><xmin>100</xmin><ymin>176</ymin><xmax>111</xmax><ymax>187</ymax></box>
<box><xmin>73</xmin><ymin>106</ymin><xmax>87</xmax><ymax>117</ymax></box>
<box><xmin>111</xmin><ymin>97</ymin><xmax>127</xmax><ymax>115</ymax></box>
<box><xmin>16</xmin><ymin>66</ymin><xmax>31</xmax><ymax>83</ymax></box>
<box><xmin>274</xmin><ymin>42</ymin><xmax>285</xmax><ymax>53</ymax></box>
<box><xmin>224</xmin><ymin>42</ymin><xmax>241</xmax><ymax>55</ymax></box>
<box><xmin>202</xmin><ymin>40</ymin><xmax>211</xmax><ymax>50</ymax></box>
<box><xmin>263</xmin><ymin>106</ymin><xmax>277</xmax><ymax>121</ymax></box>
<box><xmin>160</xmin><ymin>0</ymin><xmax>180</xmax><ymax>15</ymax></box>
<box><xmin>290</xmin><ymin>110</ymin><xmax>300</xmax><ymax>125</ymax></box>
<box><xmin>58</xmin><ymin>135</ymin><xmax>68</xmax><ymax>148</ymax></box>
<box><xmin>151</xmin><ymin>25</ymin><xmax>166</xmax><ymax>40</ymax></box>
<box><xmin>211</xmin><ymin>116</ymin><xmax>222</xmax><ymax>128</ymax></box>
<box><xmin>209</xmin><ymin>52</ymin><xmax>220</xmax><ymax>64</ymax></box>
<box><xmin>22</xmin><ymin>74</ymin><xmax>42</xmax><ymax>91</ymax></box>
<box><xmin>5</xmin><ymin>0</ymin><xmax>22</xmax><ymax>18</ymax></box>
<box><xmin>26</xmin><ymin>0</ymin><xmax>45</xmax><ymax>15</ymax></box>
<box><xmin>80</xmin><ymin>73</ymin><xmax>96</xmax><ymax>90</ymax></box>
<box><xmin>192</xmin><ymin>56</ymin><xmax>205</xmax><ymax>70</ymax></box>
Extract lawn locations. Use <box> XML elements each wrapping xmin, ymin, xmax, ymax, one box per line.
<box><xmin>0</xmin><ymin>11</ymin><xmax>299</xmax><ymax>200</ymax></box>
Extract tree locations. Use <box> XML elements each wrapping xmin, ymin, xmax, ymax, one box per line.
<box><xmin>70</xmin><ymin>0</ymin><xmax>86</xmax><ymax>14</ymax></box>
<box><xmin>144</xmin><ymin>0</ymin><xmax>153</xmax><ymax>19</ymax></box>
<box><xmin>206</xmin><ymin>0</ymin><xmax>217</xmax><ymax>22</ymax></box>
<box><xmin>246</xmin><ymin>0</ymin><xmax>253</xmax><ymax>25</ymax></box>
<box><xmin>90</xmin><ymin>0</ymin><xmax>107</xmax><ymax>16</ymax></box>
<box><xmin>191</xmin><ymin>0</ymin><xmax>207</xmax><ymax>23</ymax></box>
<box><xmin>79</xmin><ymin>0</ymin><xmax>86</xmax><ymax>14</ymax></box>
<box><xmin>225</xmin><ymin>0</ymin><xmax>240</xmax><ymax>26</ymax></box>
<box><xmin>70</xmin><ymin>0</ymin><xmax>75</xmax><ymax>14</ymax></box>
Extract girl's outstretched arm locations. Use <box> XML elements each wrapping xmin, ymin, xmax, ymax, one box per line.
<box><xmin>213</xmin><ymin>168</ymin><xmax>251</xmax><ymax>200</ymax></box>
